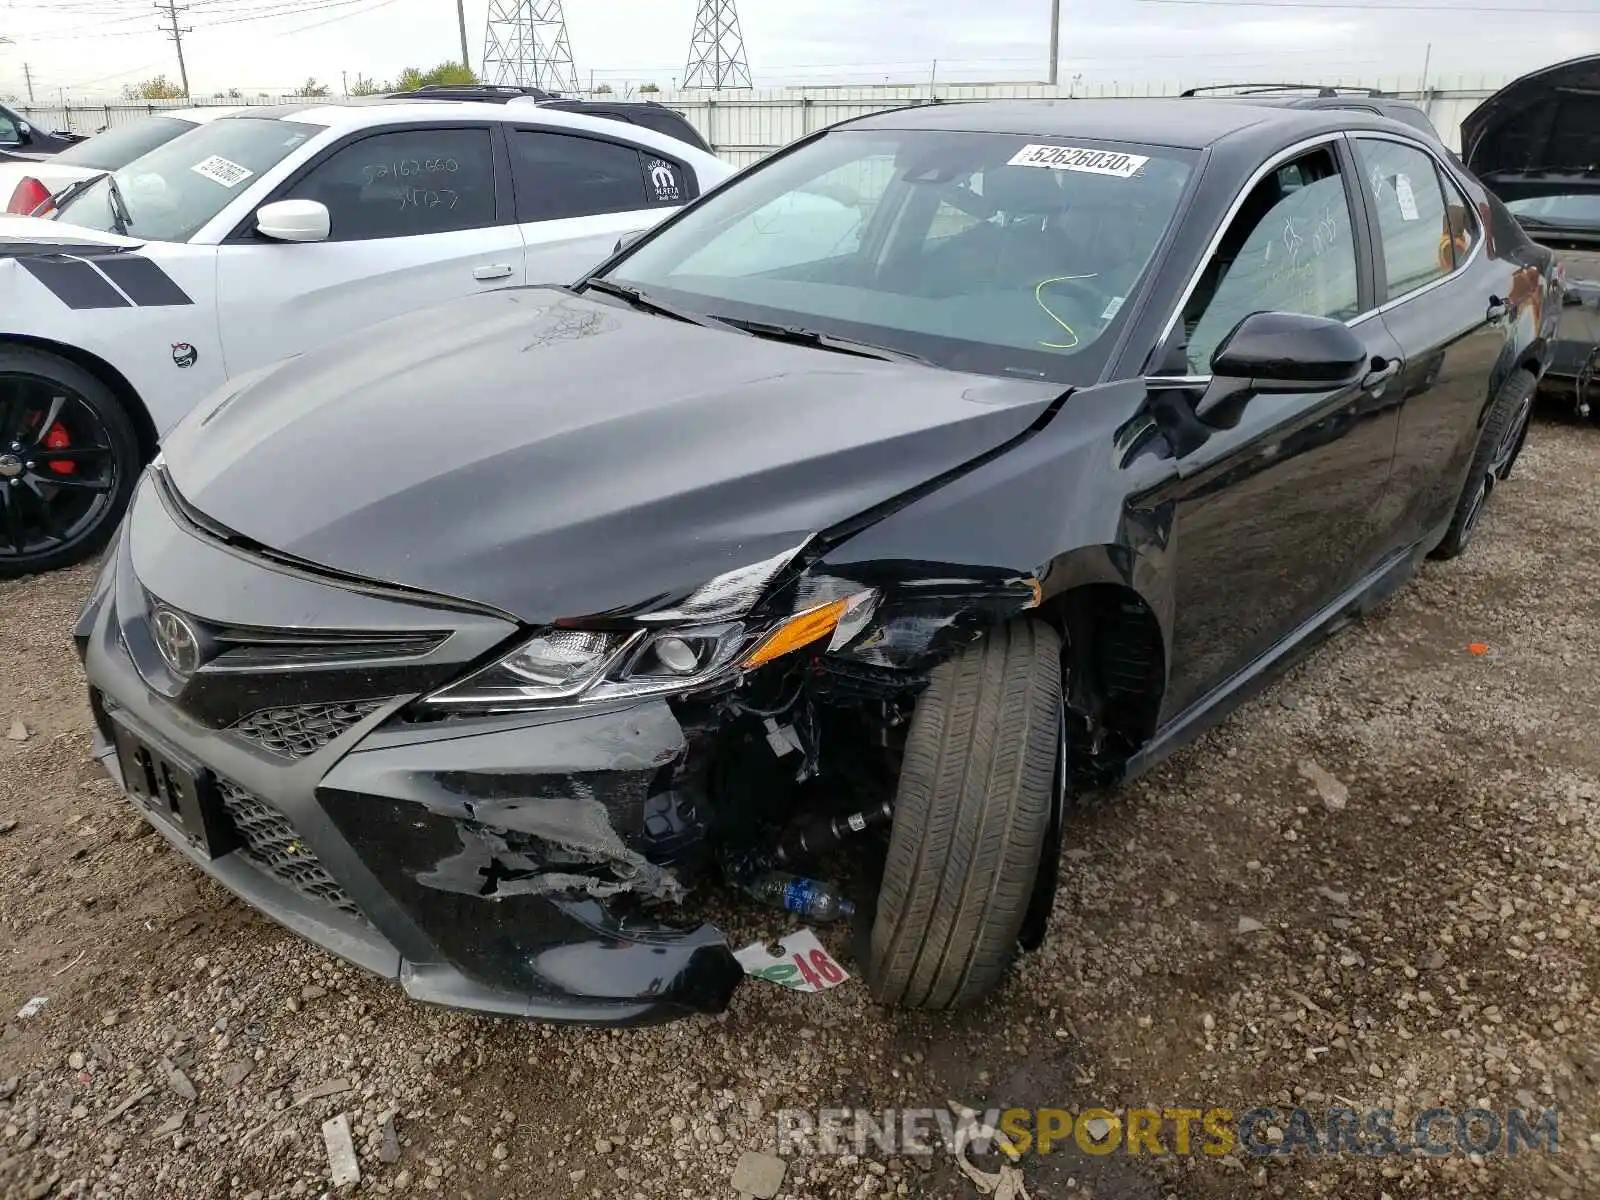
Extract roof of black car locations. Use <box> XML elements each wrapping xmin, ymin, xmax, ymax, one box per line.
<box><xmin>844</xmin><ymin>96</ymin><xmax>1381</xmax><ymax>150</ymax></box>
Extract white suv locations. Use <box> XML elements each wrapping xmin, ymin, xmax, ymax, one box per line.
<box><xmin>0</xmin><ymin>99</ymin><xmax>731</xmax><ymax>576</ymax></box>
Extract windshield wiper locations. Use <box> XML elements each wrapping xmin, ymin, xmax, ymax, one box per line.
<box><xmin>714</xmin><ymin>317</ymin><xmax>935</xmax><ymax>366</ymax></box>
<box><xmin>103</xmin><ymin>173</ymin><xmax>133</xmax><ymax>236</ymax></box>
<box><xmin>33</xmin><ymin>172</ymin><xmax>101</xmax><ymax>218</ymax></box>
<box><xmin>579</xmin><ymin>279</ymin><xmax>736</xmax><ymax>331</ymax></box>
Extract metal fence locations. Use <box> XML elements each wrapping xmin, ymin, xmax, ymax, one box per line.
<box><xmin>17</xmin><ymin>75</ymin><xmax>1506</xmax><ymax>162</ymax></box>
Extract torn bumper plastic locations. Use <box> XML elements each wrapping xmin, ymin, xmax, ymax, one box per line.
<box><xmin>76</xmin><ymin>502</ymin><xmax>742</xmax><ymax>1026</ymax></box>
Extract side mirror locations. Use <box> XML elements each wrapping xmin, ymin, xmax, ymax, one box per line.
<box><xmin>17</xmin><ymin>122</ymin><xmax>31</xmax><ymax>142</ymax></box>
<box><xmin>613</xmin><ymin>228</ymin><xmax>648</xmax><ymax>254</ymax></box>
<box><xmin>1207</xmin><ymin>308</ymin><xmax>1366</xmax><ymax>391</ymax></box>
<box><xmin>255</xmin><ymin>198</ymin><xmax>330</xmax><ymax>243</ymax></box>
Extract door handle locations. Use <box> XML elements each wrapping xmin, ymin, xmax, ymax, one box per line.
<box><xmin>473</xmin><ymin>264</ymin><xmax>513</xmax><ymax>281</ymax></box>
<box><xmin>1485</xmin><ymin>295</ymin><xmax>1508</xmax><ymax>322</ymax></box>
<box><xmin>1361</xmin><ymin>358</ymin><xmax>1401</xmax><ymax>390</ymax></box>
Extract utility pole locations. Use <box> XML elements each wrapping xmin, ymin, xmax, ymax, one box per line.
<box><xmin>155</xmin><ymin>0</ymin><xmax>191</xmax><ymax>99</ymax></box>
<box><xmin>1048</xmin><ymin>0</ymin><xmax>1060</xmax><ymax>86</ymax></box>
<box><xmin>683</xmin><ymin>0</ymin><xmax>752</xmax><ymax>90</ymax></box>
<box><xmin>456</xmin><ymin>0</ymin><xmax>470</xmax><ymax>75</ymax></box>
<box><xmin>22</xmin><ymin>63</ymin><xmax>33</xmax><ymax>103</ymax></box>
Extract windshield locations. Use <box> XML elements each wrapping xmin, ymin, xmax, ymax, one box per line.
<box><xmin>52</xmin><ymin>117</ymin><xmax>197</xmax><ymax>171</ymax></box>
<box><xmin>54</xmin><ymin>117</ymin><xmax>319</xmax><ymax>243</ymax></box>
<box><xmin>602</xmin><ymin>128</ymin><xmax>1195</xmax><ymax>383</ymax></box>
<box><xmin>1506</xmin><ymin>193</ymin><xmax>1600</xmax><ymax>229</ymax></box>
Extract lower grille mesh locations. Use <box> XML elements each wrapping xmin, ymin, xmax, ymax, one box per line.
<box><xmin>215</xmin><ymin>779</ymin><xmax>365</xmax><ymax>921</ymax></box>
<box><xmin>230</xmin><ymin>701</ymin><xmax>385</xmax><ymax>759</ymax></box>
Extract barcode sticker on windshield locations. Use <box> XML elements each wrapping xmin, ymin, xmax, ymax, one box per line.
<box><xmin>1008</xmin><ymin>144</ymin><xmax>1149</xmax><ymax>178</ymax></box>
<box><xmin>190</xmin><ymin>155</ymin><xmax>254</xmax><ymax>189</ymax></box>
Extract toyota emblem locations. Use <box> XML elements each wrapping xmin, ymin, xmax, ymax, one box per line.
<box><xmin>151</xmin><ymin>607</ymin><xmax>202</xmax><ymax>677</ymax></box>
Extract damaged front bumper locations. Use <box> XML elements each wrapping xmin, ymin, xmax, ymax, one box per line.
<box><xmin>76</xmin><ymin>479</ymin><xmax>743</xmax><ymax>1025</ymax></box>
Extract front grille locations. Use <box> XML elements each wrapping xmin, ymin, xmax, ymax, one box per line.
<box><xmin>215</xmin><ymin>779</ymin><xmax>365</xmax><ymax>921</ymax></box>
<box><xmin>230</xmin><ymin>700</ymin><xmax>385</xmax><ymax>759</ymax></box>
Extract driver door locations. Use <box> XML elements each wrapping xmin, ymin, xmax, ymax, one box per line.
<box><xmin>214</xmin><ymin>124</ymin><xmax>524</xmax><ymax>379</ymax></box>
<box><xmin>1151</xmin><ymin>139</ymin><xmax>1406</xmax><ymax>720</ymax></box>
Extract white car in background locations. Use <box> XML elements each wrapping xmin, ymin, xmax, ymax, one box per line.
<box><xmin>0</xmin><ymin>99</ymin><xmax>731</xmax><ymax>576</ymax></box>
<box><xmin>0</xmin><ymin>108</ymin><xmax>242</xmax><ymax>216</ymax></box>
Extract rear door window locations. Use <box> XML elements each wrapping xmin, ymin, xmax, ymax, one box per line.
<box><xmin>1352</xmin><ymin>138</ymin><xmax>1456</xmax><ymax>301</ymax></box>
<box><xmin>509</xmin><ymin>130</ymin><xmax>692</xmax><ymax>221</ymax></box>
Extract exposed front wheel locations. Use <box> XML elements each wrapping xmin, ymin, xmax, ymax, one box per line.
<box><xmin>0</xmin><ymin>347</ymin><xmax>139</xmax><ymax>579</ymax></box>
<box><xmin>866</xmin><ymin>618</ymin><xmax>1063</xmax><ymax>1011</ymax></box>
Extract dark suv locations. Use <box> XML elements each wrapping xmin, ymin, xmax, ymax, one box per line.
<box><xmin>1182</xmin><ymin>85</ymin><xmax>1444</xmax><ymax>143</ymax></box>
<box><xmin>388</xmin><ymin>84</ymin><xmax>713</xmax><ymax>154</ymax></box>
<box><xmin>0</xmin><ymin>102</ymin><xmax>87</xmax><ymax>157</ymax></box>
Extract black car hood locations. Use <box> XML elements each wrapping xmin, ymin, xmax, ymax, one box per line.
<box><xmin>161</xmin><ymin>288</ymin><xmax>1064</xmax><ymax>623</ymax></box>
<box><xmin>1463</xmin><ymin>54</ymin><xmax>1600</xmax><ymax>202</ymax></box>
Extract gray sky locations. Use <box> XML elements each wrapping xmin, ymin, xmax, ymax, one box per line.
<box><xmin>2</xmin><ymin>0</ymin><xmax>1597</xmax><ymax>102</ymax></box>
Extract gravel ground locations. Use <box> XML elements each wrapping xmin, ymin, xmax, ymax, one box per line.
<box><xmin>1</xmin><ymin>418</ymin><xmax>1597</xmax><ymax>1200</ymax></box>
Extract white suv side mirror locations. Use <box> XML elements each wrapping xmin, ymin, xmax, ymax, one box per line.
<box><xmin>256</xmin><ymin>198</ymin><xmax>330</xmax><ymax>243</ymax></box>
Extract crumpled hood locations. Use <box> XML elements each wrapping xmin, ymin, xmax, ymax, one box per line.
<box><xmin>1463</xmin><ymin>54</ymin><xmax>1600</xmax><ymax>201</ymax></box>
<box><xmin>160</xmin><ymin>287</ymin><xmax>1063</xmax><ymax>622</ymax></box>
<box><xmin>0</xmin><ymin>213</ymin><xmax>143</xmax><ymax>255</ymax></box>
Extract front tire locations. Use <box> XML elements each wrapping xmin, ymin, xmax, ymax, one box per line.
<box><xmin>867</xmin><ymin>619</ymin><xmax>1062</xmax><ymax>1011</ymax></box>
<box><xmin>0</xmin><ymin>347</ymin><xmax>139</xmax><ymax>579</ymax></box>
<box><xmin>1429</xmin><ymin>368</ymin><xmax>1535</xmax><ymax>561</ymax></box>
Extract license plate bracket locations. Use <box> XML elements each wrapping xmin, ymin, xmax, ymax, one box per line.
<box><xmin>112</xmin><ymin>717</ymin><xmax>239</xmax><ymax>860</ymax></box>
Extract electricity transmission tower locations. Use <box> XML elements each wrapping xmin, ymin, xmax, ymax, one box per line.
<box><xmin>683</xmin><ymin>0</ymin><xmax>752</xmax><ymax>89</ymax></box>
<box><xmin>482</xmin><ymin>0</ymin><xmax>579</xmax><ymax>93</ymax></box>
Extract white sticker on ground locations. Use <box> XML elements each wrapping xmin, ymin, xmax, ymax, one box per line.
<box><xmin>734</xmin><ymin>929</ymin><xmax>851</xmax><ymax>992</ymax></box>
<box><xmin>1007</xmin><ymin>144</ymin><xmax>1149</xmax><ymax>178</ymax></box>
<box><xmin>190</xmin><ymin>155</ymin><xmax>254</xmax><ymax>188</ymax></box>
<box><xmin>1395</xmin><ymin>173</ymin><xmax>1420</xmax><ymax>221</ymax></box>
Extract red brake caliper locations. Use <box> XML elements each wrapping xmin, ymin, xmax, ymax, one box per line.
<box><xmin>43</xmin><ymin>422</ymin><xmax>75</xmax><ymax>476</ymax></box>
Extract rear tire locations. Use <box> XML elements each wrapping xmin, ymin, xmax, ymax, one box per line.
<box><xmin>0</xmin><ymin>346</ymin><xmax>139</xmax><ymax>579</ymax></box>
<box><xmin>1429</xmin><ymin>369</ymin><xmax>1534</xmax><ymax>561</ymax></box>
<box><xmin>867</xmin><ymin>619</ymin><xmax>1062</xmax><ymax>1011</ymax></box>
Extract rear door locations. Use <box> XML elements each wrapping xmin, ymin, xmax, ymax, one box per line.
<box><xmin>1349</xmin><ymin>134</ymin><xmax>1516</xmax><ymax>549</ymax></box>
<box><xmin>213</xmin><ymin>122</ymin><xmax>524</xmax><ymax>378</ymax></box>
<box><xmin>506</xmin><ymin>125</ymin><xmax>698</xmax><ymax>284</ymax></box>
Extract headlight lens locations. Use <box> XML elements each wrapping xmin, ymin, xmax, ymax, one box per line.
<box><xmin>419</xmin><ymin>551</ymin><xmax>880</xmax><ymax>713</ymax></box>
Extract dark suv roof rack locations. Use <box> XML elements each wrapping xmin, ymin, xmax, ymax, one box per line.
<box><xmin>388</xmin><ymin>83</ymin><xmax>559</xmax><ymax>102</ymax></box>
<box><xmin>1181</xmin><ymin>83</ymin><xmax>1386</xmax><ymax>98</ymax></box>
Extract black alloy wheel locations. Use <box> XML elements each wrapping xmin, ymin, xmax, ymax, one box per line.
<box><xmin>1429</xmin><ymin>368</ymin><xmax>1535</xmax><ymax>562</ymax></box>
<box><xmin>0</xmin><ymin>347</ymin><xmax>139</xmax><ymax>579</ymax></box>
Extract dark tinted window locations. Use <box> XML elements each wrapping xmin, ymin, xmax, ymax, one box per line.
<box><xmin>285</xmin><ymin>127</ymin><xmax>497</xmax><ymax>241</ymax></box>
<box><xmin>0</xmin><ymin>109</ymin><xmax>22</xmax><ymax>145</ymax></box>
<box><xmin>55</xmin><ymin>117</ymin><xmax>196</xmax><ymax>169</ymax></box>
<box><xmin>510</xmin><ymin>130</ymin><xmax>686</xmax><ymax>220</ymax></box>
<box><xmin>629</xmin><ymin>109</ymin><xmax>710</xmax><ymax>151</ymax></box>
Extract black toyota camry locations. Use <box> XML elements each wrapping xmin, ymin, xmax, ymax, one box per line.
<box><xmin>77</xmin><ymin>99</ymin><xmax>1560</xmax><ymax>1024</ymax></box>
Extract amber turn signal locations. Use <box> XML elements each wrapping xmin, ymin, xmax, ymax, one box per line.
<box><xmin>741</xmin><ymin>598</ymin><xmax>850</xmax><ymax>669</ymax></box>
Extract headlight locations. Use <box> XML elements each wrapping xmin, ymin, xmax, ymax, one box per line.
<box><xmin>419</xmin><ymin>554</ymin><xmax>880</xmax><ymax>713</ymax></box>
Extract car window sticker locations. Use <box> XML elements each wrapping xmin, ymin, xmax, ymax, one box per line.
<box><xmin>1395</xmin><ymin>173</ymin><xmax>1420</xmax><ymax>221</ymax></box>
<box><xmin>1006</xmin><ymin>144</ymin><xmax>1149</xmax><ymax>179</ymax></box>
<box><xmin>190</xmin><ymin>155</ymin><xmax>254</xmax><ymax>188</ymax></box>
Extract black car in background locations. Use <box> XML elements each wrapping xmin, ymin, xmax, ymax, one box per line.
<box><xmin>1463</xmin><ymin>54</ymin><xmax>1600</xmax><ymax>417</ymax></box>
<box><xmin>77</xmin><ymin>99</ymin><xmax>1559</xmax><ymax>1025</ymax></box>
<box><xmin>1182</xmin><ymin>84</ymin><xmax>1445</xmax><ymax>143</ymax></box>
<box><xmin>0</xmin><ymin>102</ymin><xmax>87</xmax><ymax>156</ymax></box>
